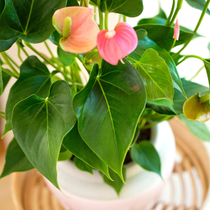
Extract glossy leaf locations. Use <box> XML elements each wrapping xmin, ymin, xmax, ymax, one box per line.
<box><xmin>0</xmin><ymin>0</ymin><xmax>5</xmax><ymax>16</ymax></box>
<box><xmin>134</xmin><ymin>48</ymin><xmax>174</xmax><ymax>102</ymax></box>
<box><xmin>134</xmin><ymin>24</ymin><xmax>198</xmax><ymax>51</ymax></box>
<box><xmin>131</xmin><ymin>140</ymin><xmax>162</xmax><ymax>177</ymax></box>
<box><xmin>58</xmin><ymin>147</ymin><xmax>72</xmax><ymax>161</ymax></box>
<box><xmin>73</xmin><ymin>60</ymin><xmax>146</xmax><ymax>179</ymax></box>
<box><xmin>100</xmin><ymin>167</ymin><xmax>126</xmax><ymax>195</ymax></box>
<box><xmin>0</xmin><ymin>138</ymin><xmax>34</xmax><ymax>178</ymax></box>
<box><xmin>4</xmin><ymin>0</ymin><xmax>67</xmax><ymax>43</ymax></box>
<box><xmin>67</xmin><ymin>0</ymin><xmax>79</xmax><ymax>6</ymax></box>
<box><xmin>4</xmin><ymin>56</ymin><xmax>51</xmax><ymax>134</ymax></box>
<box><xmin>63</xmin><ymin>123</ymin><xmax>110</xmax><ymax>178</ymax></box>
<box><xmin>57</xmin><ymin>47</ymin><xmax>75</xmax><ymax>66</ymax></box>
<box><xmin>185</xmin><ymin>0</ymin><xmax>210</xmax><ymax>15</ymax></box>
<box><xmin>0</xmin><ymin>37</ymin><xmax>18</xmax><ymax>52</ymax></box>
<box><xmin>12</xmin><ymin>81</ymin><xmax>76</xmax><ymax>188</ymax></box>
<box><xmin>50</xmin><ymin>31</ymin><xmax>62</xmax><ymax>46</ymax></box>
<box><xmin>129</xmin><ymin>29</ymin><xmax>186</xmax><ymax>97</ymax></box>
<box><xmin>204</xmin><ymin>59</ymin><xmax>210</xmax><ymax>88</ymax></box>
<box><xmin>91</xmin><ymin>0</ymin><xmax>143</xmax><ymax>17</ymax></box>
<box><xmin>0</xmin><ymin>68</ymin><xmax>11</xmax><ymax>96</ymax></box>
<box><xmin>179</xmin><ymin>114</ymin><xmax>210</xmax><ymax>141</ymax></box>
<box><xmin>74</xmin><ymin>157</ymin><xmax>93</xmax><ymax>174</ymax></box>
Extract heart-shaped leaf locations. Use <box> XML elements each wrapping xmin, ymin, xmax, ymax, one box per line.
<box><xmin>4</xmin><ymin>56</ymin><xmax>51</xmax><ymax>134</ymax></box>
<box><xmin>134</xmin><ymin>24</ymin><xmax>199</xmax><ymax>51</ymax></box>
<box><xmin>129</xmin><ymin>29</ymin><xmax>186</xmax><ymax>97</ymax></box>
<box><xmin>131</xmin><ymin>140</ymin><xmax>162</xmax><ymax>177</ymax></box>
<box><xmin>73</xmin><ymin>60</ymin><xmax>146</xmax><ymax>179</ymax></box>
<box><xmin>57</xmin><ymin>47</ymin><xmax>75</xmax><ymax>66</ymax></box>
<box><xmin>91</xmin><ymin>0</ymin><xmax>143</xmax><ymax>17</ymax></box>
<box><xmin>185</xmin><ymin>0</ymin><xmax>210</xmax><ymax>15</ymax></box>
<box><xmin>134</xmin><ymin>48</ymin><xmax>174</xmax><ymax>102</ymax></box>
<box><xmin>0</xmin><ymin>37</ymin><xmax>18</xmax><ymax>52</ymax></box>
<box><xmin>12</xmin><ymin>81</ymin><xmax>76</xmax><ymax>188</ymax></box>
<box><xmin>4</xmin><ymin>0</ymin><xmax>67</xmax><ymax>43</ymax></box>
<box><xmin>0</xmin><ymin>138</ymin><xmax>34</xmax><ymax>178</ymax></box>
<box><xmin>63</xmin><ymin>123</ymin><xmax>110</xmax><ymax>178</ymax></box>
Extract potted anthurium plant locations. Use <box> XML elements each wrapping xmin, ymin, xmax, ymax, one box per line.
<box><xmin>0</xmin><ymin>0</ymin><xmax>210</xmax><ymax>209</ymax></box>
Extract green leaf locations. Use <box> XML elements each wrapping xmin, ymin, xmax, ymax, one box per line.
<box><xmin>73</xmin><ymin>60</ymin><xmax>146</xmax><ymax>180</ymax></box>
<box><xmin>0</xmin><ymin>68</ymin><xmax>11</xmax><ymax>96</ymax></box>
<box><xmin>50</xmin><ymin>31</ymin><xmax>62</xmax><ymax>46</ymax></box>
<box><xmin>58</xmin><ymin>147</ymin><xmax>72</xmax><ymax>161</ymax></box>
<box><xmin>0</xmin><ymin>138</ymin><xmax>34</xmax><ymax>178</ymax></box>
<box><xmin>12</xmin><ymin>81</ymin><xmax>76</xmax><ymax>188</ymax></box>
<box><xmin>0</xmin><ymin>0</ymin><xmax>5</xmax><ymax>16</ymax></box>
<box><xmin>4</xmin><ymin>0</ymin><xmax>67</xmax><ymax>43</ymax></box>
<box><xmin>134</xmin><ymin>48</ymin><xmax>174</xmax><ymax>102</ymax></box>
<box><xmin>129</xmin><ymin>29</ymin><xmax>186</xmax><ymax>98</ymax></box>
<box><xmin>185</xmin><ymin>0</ymin><xmax>210</xmax><ymax>15</ymax></box>
<box><xmin>57</xmin><ymin>47</ymin><xmax>75</xmax><ymax>66</ymax></box>
<box><xmin>179</xmin><ymin>114</ymin><xmax>210</xmax><ymax>142</ymax></box>
<box><xmin>74</xmin><ymin>157</ymin><xmax>93</xmax><ymax>174</ymax></box>
<box><xmin>67</xmin><ymin>0</ymin><xmax>79</xmax><ymax>6</ymax></box>
<box><xmin>0</xmin><ymin>37</ymin><xmax>18</xmax><ymax>52</ymax></box>
<box><xmin>100</xmin><ymin>167</ymin><xmax>126</xmax><ymax>195</ymax></box>
<box><xmin>203</xmin><ymin>59</ymin><xmax>210</xmax><ymax>88</ymax></box>
<box><xmin>91</xmin><ymin>0</ymin><xmax>143</xmax><ymax>17</ymax></box>
<box><xmin>134</xmin><ymin>25</ymin><xmax>198</xmax><ymax>51</ymax></box>
<box><xmin>4</xmin><ymin>56</ymin><xmax>51</xmax><ymax>134</ymax></box>
<box><xmin>63</xmin><ymin>123</ymin><xmax>110</xmax><ymax>178</ymax></box>
<box><xmin>131</xmin><ymin>140</ymin><xmax>162</xmax><ymax>177</ymax></box>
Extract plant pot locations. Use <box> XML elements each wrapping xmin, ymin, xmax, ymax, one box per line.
<box><xmin>44</xmin><ymin>121</ymin><xmax>176</xmax><ymax>210</ymax></box>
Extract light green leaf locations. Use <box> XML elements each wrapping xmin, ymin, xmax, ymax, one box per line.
<box><xmin>57</xmin><ymin>47</ymin><xmax>75</xmax><ymax>66</ymax></box>
<box><xmin>63</xmin><ymin>123</ymin><xmax>110</xmax><ymax>178</ymax></box>
<box><xmin>0</xmin><ymin>138</ymin><xmax>34</xmax><ymax>178</ymax></box>
<box><xmin>135</xmin><ymin>48</ymin><xmax>174</xmax><ymax>102</ymax></box>
<box><xmin>4</xmin><ymin>56</ymin><xmax>51</xmax><ymax>134</ymax></box>
<box><xmin>74</xmin><ymin>157</ymin><xmax>93</xmax><ymax>174</ymax></box>
<box><xmin>179</xmin><ymin>114</ymin><xmax>210</xmax><ymax>142</ymax></box>
<box><xmin>100</xmin><ymin>167</ymin><xmax>126</xmax><ymax>195</ymax></box>
<box><xmin>73</xmin><ymin>60</ymin><xmax>146</xmax><ymax>180</ymax></box>
<box><xmin>131</xmin><ymin>140</ymin><xmax>162</xmax><ymax>177</ymax></box>
<box><xmin>185</xmin><ymin>0</ymin><xmax>210</xmax><ymax>15</ymax></box>
<box><xmin>12</xmin><ymin>81</ymin><xmax>76</xmax><ymax>188</ymax></box>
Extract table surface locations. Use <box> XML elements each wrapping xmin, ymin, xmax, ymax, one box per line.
<box><xmin>0</xmin><ymin>140</ymin><xmax>15</xmax><ymax>210</ymax></box>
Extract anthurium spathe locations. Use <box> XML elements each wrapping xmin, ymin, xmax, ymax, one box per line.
<box><xmin>52</xmin><ymin>7</ymin><xmax>99</xmax><ymax>53</ymax></box>
<box><xmin>97</xmin><ymin>22</ymin><xmax>138</xmax><ymax>65</ymax></box>
<box><xmin>173</xmin><ymin>19</ymin><xmax>180</xmax><ymax>40</ymax></box>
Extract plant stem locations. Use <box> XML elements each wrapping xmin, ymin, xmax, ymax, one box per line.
<box><xmin>123</xmin><ymin>15</ymin><xmax>126</xmax><ymax>22</ymax></box>
<box><xmin>168</xmin><ymin>0</ymin><xmax>183</xmax><ymax>27</ymax></box>
<box><xmin>80</xmin><ymin>0</ymin><xmax>84</xmax><ymax>6</ymax></box>
<box><xmin>16</xmin><ymin>41</ymin><xmax>29</xmax><ymax>57</ymax></box>
<box><xmin>190</xmin><ymin>66</ymin><xmax>205</xmax><ymax>81</ymax></box>
<box><xmin>1</xmin><ymin>67</ymin><xmax>18</xmax><ymax>78</ymax></box>
<box><xmin>17</xmin><ymin>45</ymin><xmax>23</xmax><ymax>62</ymax></box>
<box><xmin>173</xmin><ymin>0</ymin><xmax>210</xmax><ymax>59</ymax></box>
<box><xmin>177</xmin><ymin>54</ymin><xmax>204</xmax><ymax>66</ymax></box>
<box><xmin>24</xmin><ymin>42</ymin><xmax>58</xmax><ymax>69</ymax></box>
<box><xmin>4</xmin><ymin>52</ymin><xmax>19</xmax><ymax>68</ymax></box>
<box><xmin>166</xmin><ymin>0</ymin><xmax>176</xmax><ymax>26</ymax></box>
<box><xmin>0</xmin><ymin>115</ymin><xmax>5</xmax><ymax>119</ymax></box>
<box><xmin>168</xmin><ymin>38</ymin><xmax>176</xmax><ymax>52</ymax></box>
<box><xmin>0</xmin><ymin>110</ymin><xmax>5</xmax><ymax>114</ymax></box>
<box><xmin>97</xmin><ymin>0</ymin><xmax>104</xmax><ymax>30</ymax></box>
<box><xmin>1</xmin><ymin>52</ymin><xmax>19</xmax><ymax>77</ymax></box>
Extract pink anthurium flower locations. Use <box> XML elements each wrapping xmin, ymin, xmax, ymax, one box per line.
<box><xmin>173</xmin><ymin>19</ymin><xmax>180</xmax><ymax>40</ymax></box>
<box><xmin>97</xmin><ymin>22</ymin><xmax>138</xmax><ymax>65</ymax></box>
<box><xmin>53</xmin><ymin>7</ymin><xmax>99</xmax><ymax>53</ymax></box>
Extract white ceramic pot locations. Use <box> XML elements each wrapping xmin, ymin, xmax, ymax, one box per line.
<box><xmin>45</xmin><ymin>121</ymin><xmax>176</xmax><ymax>210</ymax></box>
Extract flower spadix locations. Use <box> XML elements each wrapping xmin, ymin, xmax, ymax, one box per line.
<box><xmin>183</xmin><ymin>93</ymin><xmax>210</xmax><ymax>122</ymax></box>
<box><xmin>53</xmin><ymin>7</ymin><xmax>99</xmax><ymax>53</ymax></box>
<box><xmin>97</xmin><ymin>22</ymin><xmax>138</xmax><ymax>65</ymax></box>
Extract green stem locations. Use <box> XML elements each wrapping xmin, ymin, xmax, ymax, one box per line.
<box><xmin>97</xmin><ymin>0</ymin><xmax>104</xmax><ymax>30</ymax></box>
<box><xmin>190</xmin><ymin>66</ymin><xmax>205</xmax><ymax>81</ymax></box>
<box><xmin>0</xmin><ymin>114</ymin><xmax>5</xmax><ymax>119</ymax></box>
<box><xmin>94</xmin><ymin>6</ymin><xmax>97</xmax><ymax>22</ymax></box>
<box><xmin>177</xmin><ymin>54</ymin><xmax>204</xmax><ymax>66</ymax></box>
<box><xmin>104</xmin><ymin>2</ymin><xmax>109</xmax><ymax>30</ymax></box>
<box><xmin>168</xmin><ymin>0</ymin><xmax>183</xmax><ymax>27</ymax></box>
<box><xmin>1</xmin><ymin>52</ymin><xmax>19</xmax><ymax>77</ymax></box>
<box><xmin>168</xmin><ymin>38</ymin><xmax>176</xmax><ymax>52</ymax></box>
<box><xmin>16</xmin><ymin>42</ymin><xmax>29</xmax><ymax>57</ymax></box>
<box><xmin>1</xmin><ymin>67</ymin><xmax>18</xmax><ymax>78</ymax></box>
<box><xmin>0</xmin><ymin>110</ymin><xmax>5</xmax><ymax>114</ymax></box>
<box><xmin>17</xmin><ymin>45</ymin><xmax>23</xmax><ymax>62</ymax></box>
<box><xmin>44</xmin><ymin>41</ymin><xmax>62</xmax><ymax>68</ymax></box>
<box><xmin>166</xmin><ymin>0</ymin><xmax>176</xmax><ymax>26</ymax></box>
<box><xmin>4</xmin><ymin>52</ymin><xmax>19</xmax><ymax>68</ymax></box>
<box><xmin>80</xmin><ymin>0</ymin><xmax>84</xmax><ymax>6</ymax></box>
<box><xmin>123</xmin><ymin>15</ymin><xmax>126</xmax><ymax>22</ymax></box>
<box><xmin>173</xmin><ymin>0</ymin><xmax>210</xmax><ymax>59</ymax></box>
<box><xmin>24</xmin><ymin>42</ymin><xmax>58</xmax><ymax>69</ymax></box>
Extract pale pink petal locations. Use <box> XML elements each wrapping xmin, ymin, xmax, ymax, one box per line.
<box><xmin>173</xmin><ymin>19</ymin><xmax>180</xmax><ymax>40</ymax></box>
<box><xmin>97</xmin><ymin>22</ymin><xmax>138</xmax><ymax>65</ymax></box>
<box><xmin>53</xmin><ymin>7</ymin><xmax>99</xmax><ymax>53</ymax></box>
